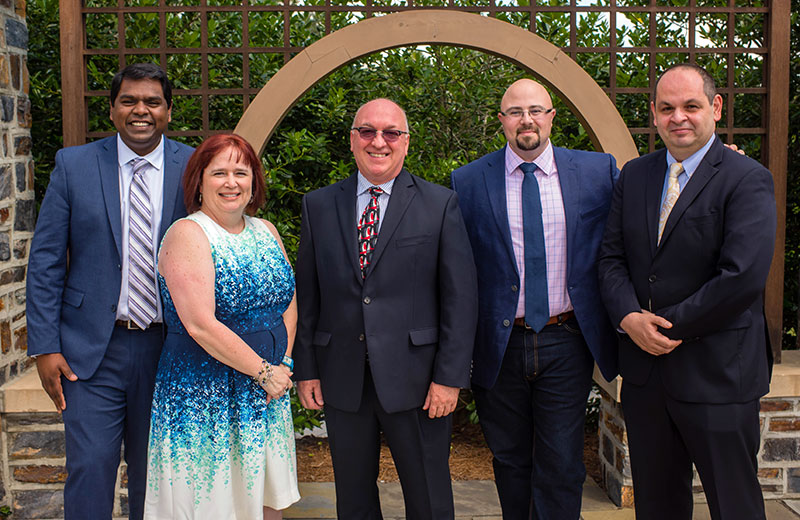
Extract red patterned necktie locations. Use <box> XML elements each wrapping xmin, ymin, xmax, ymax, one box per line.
<box><xmin>358</xmin><ymin>186</ymin><xmax>383</xmax><ymax>278</ymax></box>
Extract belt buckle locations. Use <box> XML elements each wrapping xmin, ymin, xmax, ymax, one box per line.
<box><xmin>126</xmin><ymin>320</ymin><xmax>141</xmax><ymax>330</ymax></box>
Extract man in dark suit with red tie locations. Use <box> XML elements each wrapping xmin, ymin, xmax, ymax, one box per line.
<box><xmin>598</xmin><ymin>63</ymin><xmax>776</xmax><ymax>519</ymax></box>
<box><xmin>293</xmin><ymin>98</ymin><xmax>478</xmax><ymax>519</ymax></box>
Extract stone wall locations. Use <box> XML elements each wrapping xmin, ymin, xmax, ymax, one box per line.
<box><xmin>0</xmin><ymin>0</ymin><xmax>35</xmax><ymax>513</ymax></box>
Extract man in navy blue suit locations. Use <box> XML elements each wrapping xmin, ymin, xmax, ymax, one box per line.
<box><xmin>451</xmin><ymin>79</ymin><xmax>619</xmax><ymax>519</ymax></box>
<box><xmin>598</xmin><ymin>63</ymin><xmax>774</xmax><ymax>520</ymax></box>
<box><xmin>26</xmin><ymin>64</ymin><xmax>194</xmax><ymax>520</ymax></box>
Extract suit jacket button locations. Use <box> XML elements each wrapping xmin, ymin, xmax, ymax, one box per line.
<box><xmin>363</xmin><ymin>296</ymin><xmax>371</xmax><ymax>304</ymax></box>
<box><xmin>111</xmin><ymin>304</ymin><xmax>117</xmax><ymax>312</ymax></box>
<box><xmin>358</xmin><ymin>334</ymin><xmax>365</xmax><ymax>341</ymax></box>
<box><xmin>503</xmin><ymin>319</ymin><xmax>510</xmax><ymax>327</ymax></box>
<box><xmin>511</xmin><ymin>285</ymin><xmax>518</xmax><ymax>292</ymax></box>
<box><xmin>648</xmin><ymin>275</ymin><xmax>657</xmax><ymax>283</ymax></box>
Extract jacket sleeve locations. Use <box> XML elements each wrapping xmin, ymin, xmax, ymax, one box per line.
<box><xmin>293</xmin><ymin>194</ymin><xmax>321</xmax><ymax>380</ymax></box>
<box><xmin>597</xmin><ymin>167</ymin><xmax>643</xmax><ymax>328</ymax></box>
<box><xmin>26</xmin><ymin>151</ymin><xmax>71</xmax><ymax>356</ymax></box>
<box><xmin>431</xmin><ymin>192</ymin><xmax>479</xmax><ymax>388</ymax></box>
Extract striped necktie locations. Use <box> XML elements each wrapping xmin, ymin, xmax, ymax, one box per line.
<box><xmin>127</xmin><ymin>158</ymin><xmax>158</xmax><ymax>329</ymax></box>
<box><xmin>657</xmin><ymin>162</ymin><xmax>683</xmax><ymax>245</ymax></box>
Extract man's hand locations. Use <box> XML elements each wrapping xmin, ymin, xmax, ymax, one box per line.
<box><xmin>620</xmin><ymin>310</ymin><xmax>682</xmax><ymax>356</ymax></box>
<box><xmin>723</xmin><ymin>143</ymin><xmax>746</xmax><ymax>155</ymax></box>
<box><xmin>423</xmin><ymin>382</ymin><xmax>460</xmax><ymax>419</ymax></box>
<box><xmin>297</xmin><ymin>379</ymin><xmax>325</xmax><ymax>410</ymax></box>
<box><xmin>36</xmin><ymin>353</ymin><xmax>78</xmax><ymax>412</ymax></box>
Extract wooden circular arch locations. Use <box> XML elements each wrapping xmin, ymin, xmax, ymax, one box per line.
<box><xmin>235</xmin><ymin>10</ymin><xmax>638</xmax><ymax>167</ymax></box>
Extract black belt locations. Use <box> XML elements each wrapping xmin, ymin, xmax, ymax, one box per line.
<box><xmin>115</xmin><ymin>319</ymin><xmax>161</xmax><ymax>330</ymax></box>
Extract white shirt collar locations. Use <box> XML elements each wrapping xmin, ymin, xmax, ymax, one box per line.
<box><xmin>116</xmin><ymin>134</ymin><xmax>165</xmax><ymax>170</ymax></box>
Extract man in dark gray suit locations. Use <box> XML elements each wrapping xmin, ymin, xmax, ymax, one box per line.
<box><xmin>294</xmin><ymin>98</ymin><xmax>478</xmax><ymax>520</ymax></box>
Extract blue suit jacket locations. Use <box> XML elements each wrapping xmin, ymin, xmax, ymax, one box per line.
<box><xmin>451</xmin><ymin>145</ymin><xmax>619</xmax><ymax>389</ymax></box>
<box><xmin>26</xmin><ymin>135</ymin><xmax>194</xmax><ymax>379</ymax></box>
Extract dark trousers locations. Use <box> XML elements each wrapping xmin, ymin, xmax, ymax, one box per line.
<box><xmin>473</xmin><ymin>319</ymin><xmax>594</xmax><ymax>520</ymax></box>
<box><xmin>61</xmin><ymin>325</ymin><xmax>163</xmax><ymax>520</ymax></box>
<box><xmin>622</xmin><ymin>366</ymin><xmax>765</xmax><ymax>520</ymax></box>
<box><xmin>324</xmin><ymin>367</ymin><xmax>455</xmax><ymax>520</ymax></box>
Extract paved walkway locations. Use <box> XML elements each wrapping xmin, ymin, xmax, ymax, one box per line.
<box><xmin>285</xmin><ymin>478</ymin><xmax>800</xmax><ymax>519</ymax></box>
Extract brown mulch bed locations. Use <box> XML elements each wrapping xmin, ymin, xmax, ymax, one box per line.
<box><xmin>296</xmin><ymin>421</ymin><xmax>603</xmax><ymax>486</ymax></box>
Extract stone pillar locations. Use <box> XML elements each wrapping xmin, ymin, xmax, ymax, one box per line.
<box><xmin>0</xmin><ymin>0</ymin><xmax>34</xmax><ymax>512</ymax></box>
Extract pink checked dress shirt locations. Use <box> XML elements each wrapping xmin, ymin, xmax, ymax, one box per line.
<box><xmin>504</xmin><ymin>142</ymin><xmax>572</xmax><ymax>319</ymax></box>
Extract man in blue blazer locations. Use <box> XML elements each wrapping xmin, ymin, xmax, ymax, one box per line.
<box><xmin>451</xmin><ymin>79</ymin><xmax>619</xmax><ymax>519</ymax></box>
<box><xmin>26</xmin><ymin>64</ymin><xmax>194</xmax><ymax>520</ymax></box>
<box><xmin>598</xmin><ymin>64</ymin><xmax>774</xmax><ymax>519</ymax></box>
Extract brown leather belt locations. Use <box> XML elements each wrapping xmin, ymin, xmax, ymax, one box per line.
<box><xmin>513</xmin><ymin>311</ymin><xmax>575</xmax><ymax>329</ymax></box>
<box><xmin>115</xmin><ymin>319</ymin><xmax>161</xmax><ymax>330</ymax></box>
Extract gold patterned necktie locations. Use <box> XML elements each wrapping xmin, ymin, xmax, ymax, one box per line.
<box><xmin>657</xmin><ymin>162</ymin><xmax>683</xmax><ymax>245</ymax></box>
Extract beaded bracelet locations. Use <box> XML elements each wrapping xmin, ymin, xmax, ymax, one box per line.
<box><xmin>255</xmin><ymin>358</ymin><xmax>273</xmax><ymax>390</ymax></box>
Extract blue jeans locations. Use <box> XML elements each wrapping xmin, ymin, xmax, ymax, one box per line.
<box><xmin>473</xmin><ymin>319</ymin><xmax>593</xmax><ymax>520</ymax></box>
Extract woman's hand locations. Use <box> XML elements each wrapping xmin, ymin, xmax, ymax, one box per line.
<box><xmin>262</xmin><ymin>363</ymin><xmax>293</xmax><ymax>400</ymax></box>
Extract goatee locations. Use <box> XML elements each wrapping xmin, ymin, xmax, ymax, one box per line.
<box><xmin>515</xmin><ymin>129</ymin><xmax>540</xmax><ymax>151</ymax></box>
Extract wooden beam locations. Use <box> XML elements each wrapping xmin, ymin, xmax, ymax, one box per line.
<box><xmin>766</xmin><ymin>0</ymin><xmax>790</xmax><ymax>362</ymax></box>
<box><xmin>60</xmin><ymin>0</ymin><xmax>86</xmax><ymax>148</ymax></box>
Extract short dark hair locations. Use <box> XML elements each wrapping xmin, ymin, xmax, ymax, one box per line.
<box><xmin>110</xmin><ymin>63</ymin><xmax>172</xmax><ymax>108</ymax></box>
<box><xmin>182</xmin><ymin>134</ymin><xmax>266</xmax><ymax>216</ymax></box>
<box><xmin>654</xmin><ymin>63</ymin><xmax>717</xmax><ymax>104</ymax></box>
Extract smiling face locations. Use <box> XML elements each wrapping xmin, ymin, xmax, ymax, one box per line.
<box><xmin>199</xmin><ymin>146</ymin><xmax>253</xmax><ymax>220</ymax></box>
<box><xmin>349</xmin><ymin>99</ymin><xmax>410</xmax><ymax>185</ymax></box>
<box><xmin>652</xmin><ymin>66</ymin><xmax>722</xmax><ymax>161</ymax></box>
<box><xmin>498</xmin><ymin>79</ymin><xmax>556</xmax><ymax>162</ymax></box>
<box><xmin>110</xmin><ymin>78</ymin><xmax>172</xmax><ymax>156</ymax></box>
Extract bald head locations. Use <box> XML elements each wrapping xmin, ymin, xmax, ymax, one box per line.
<box><xmin>501</xmin><ymin>79</ymin><xmax>553</xmax><ymax>112</ymax></box>
<box><xmin>352</xmin><ymin>98</ymin><xmax>409</xmax><ymax>132</ymax></box>
<box><xmin>498</xmin><ymin>79</ymin><xmax>556</xmax><ymax>161</ymax></box>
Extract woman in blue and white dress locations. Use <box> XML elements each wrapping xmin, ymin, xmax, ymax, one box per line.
<box><xmin>144</xmin><ymin>134</ymin><xmax>300</xmax><ymax>519</ymax></box>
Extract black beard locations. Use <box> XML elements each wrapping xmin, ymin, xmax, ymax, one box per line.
<box><xmin>515</xmin><ymin>129</ymin><xmax>541</xmax><ymax>151</ymax></box>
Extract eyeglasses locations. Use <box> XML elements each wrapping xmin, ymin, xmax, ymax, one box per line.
<box><xmin>500</xmin><ymin>107</ymin><xmax>554</xmax><ymax>119</ymax></box>
<box><xmin>351</xmin><ymin>127</ymin><xmax>409</xmax><ymax>143</ymax></box>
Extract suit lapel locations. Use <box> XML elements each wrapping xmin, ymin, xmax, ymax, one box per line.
<box><xmin>553</xmin><ymin>147</ymin><xmax>578</xmax><ymax>272</ymax></box>
<box><xmin>335</xmin><ymin>174</ymin><xmax>362</xmax><ymax>283</ymax></box>
<box><xmin>98</xmin><ymin>137</ymin><xmax>123</xmax><ymax>259</ymax></box>
<box><xmin>645</xmin><ymin>150</ymin><xmax>668</xmax><ymax>256</ymax></box>
<box><xmin>367</xmin><ymin>169</ymin><xmax>415</xmax><ymax>275</ymax></box>
<box><xmin>159</xmin><ymin>138</ymin><xmax>180</xmax><ymax>242</ymax></box>
<box><xmin>658</xmin><ymin>138</ymin><xmax>722</xmax><ymax>248</ymax></box>
<box><xmin>483</xmin><ymin>149</ymin><xmax>517</xmax><ymax>273</ymax></box>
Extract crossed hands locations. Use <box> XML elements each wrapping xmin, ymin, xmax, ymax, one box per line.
<box><xmin>620</xmin><ymin>310</ymin><xmax>682</xmax><ymax>356</ymax></box>
<box><xmin>263</xmin><ymin>364</ymin><xmax>293</xmax><ymax>404</ymax></box>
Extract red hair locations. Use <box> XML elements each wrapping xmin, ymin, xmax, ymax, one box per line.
<box><xmin>182</xmin><ymin>134</ymin><xmax>266</xmax><ymax>215</ymax></box>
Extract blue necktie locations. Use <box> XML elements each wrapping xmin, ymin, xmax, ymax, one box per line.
<box><xmin>519</xmin><ymin>162</ymin><xmax>549</xmax><ymax>332</ymax></box>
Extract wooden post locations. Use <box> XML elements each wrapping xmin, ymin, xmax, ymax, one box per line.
<box><xmin>60</xmin><ymin>0</ymin><xmax>86</xmax><ymax>148</ymax></box>
<box><xmin>766</xmin><ymin>0</ymin><xmax>791</xmax><ymax>363</ymax></box>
